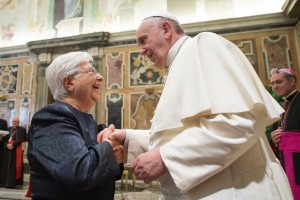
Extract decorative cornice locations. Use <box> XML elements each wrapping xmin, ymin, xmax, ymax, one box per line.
<box><xmin>183</xmin><ymin>12</ymin><xmax>298</xmax><ymax>36</ymax></box>
<box><xmin>108</xmin><ymin>30</ymin><xmax>137</xmax><ymax>46</ymax></box>
<box><xmin>0</xmin><ymin>45</ymin><xmax>33</xmax><ymax>59</ymax></box>
<box><xmin>282</xmin><ymin>0</ymin><xmax>300</xmax><ymax>19</ymax></box>
<box><xmin>0</xmin><ymin>12</ymin><xmax>298</xmax><ymax>53</ymax></box>
<box><xmin>107</xmin><ymin>12</ymin><xmax>298</xmax><ymax>46</ymax></box>
<box><xmin>27</xmin><ymin>32</ymin><xmax>110</xmax><ymax>54</ymax></box>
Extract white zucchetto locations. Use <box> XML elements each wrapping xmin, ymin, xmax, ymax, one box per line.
<box><xmin>143</xmin><ymin>11</ymin><xmax>180</xmax><ymax>23</ymax></box>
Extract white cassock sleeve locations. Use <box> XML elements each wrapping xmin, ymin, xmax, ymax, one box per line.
<box><xmin>124</xmin><ymin>129</ymin><xmax>150</xmax><ymax>166</ymax></box>
<box><xmin>160</xmin><ymin>110</ymin><xmax>263</xmax><ymax>192</ymax></box>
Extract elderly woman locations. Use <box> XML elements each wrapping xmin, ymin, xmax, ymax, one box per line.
<box><xmin>27</xmin><ymin>52</ymin><xmax>122</xmax><ymax>200</ymax></box>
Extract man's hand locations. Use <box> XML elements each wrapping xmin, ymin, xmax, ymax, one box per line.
<box><xmin>271</xmin><ymin>127</ymin><xmax>283</xmax><ymax>144</ymax></box>
<box><xmin>109</xmin><ymin>129</ymin><xmax>126</xmax><ymax>145</ymax></box>
<box><xmin>131</xmin><ymin>148</ymin><xmax>167</xmax><ymax>184</ymax></box>
<box><xmin>97</xmin><ymin>128</ymin><xmax>126</xmax><ymax>145</ymax></box>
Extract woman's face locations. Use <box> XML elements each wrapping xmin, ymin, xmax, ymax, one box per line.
<box><xmin>70</xmin><ymin>61</ymin><xmax>103</xmax><ymax>110</ymax></box>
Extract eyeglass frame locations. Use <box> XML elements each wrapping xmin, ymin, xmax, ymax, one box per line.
<box><xmin>71</xmin><ymin>66</ymin><xmax>98</xmax><ymax>76</ymax></box>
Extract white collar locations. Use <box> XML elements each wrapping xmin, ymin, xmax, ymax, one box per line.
<box><xmin>283</xmin><ymin>89</ymin><xmax>298</xmax><ymax>101</ymax></box>
<box><xmin>166</xmin><ymin>36</ymin><xmax>190</xmax><ymax>67</ymax></box>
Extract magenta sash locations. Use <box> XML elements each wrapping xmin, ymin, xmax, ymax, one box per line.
<box><xmin>278</xmin><ymin>131</ymin><xmax>300</xmax><ymax>200</ymax></box>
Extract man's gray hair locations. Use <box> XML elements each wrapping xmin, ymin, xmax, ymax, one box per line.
<box><xmin>270</xmin><ymin>68</ymin><xmax>297</xmax><ymax>82</ymax></box>
<box><xmin>46</xmin><ymin>51</ymin><xmax>93</xmax><ymax>100</ymax></box>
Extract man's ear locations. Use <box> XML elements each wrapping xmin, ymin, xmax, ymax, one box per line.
<box><xmin>62</xmin><ymin>76</ymin><xmax>74</xmax><ymax>92</ymax></box>
<box><xmin>162</xmin><ymin>21</ymin><xmax>171</xmax><ymax>38</ymax></box>
<box><xmin>288</xmin><ymin>77</ymin><xmax>296</xmax><ymax>87</ymax></box>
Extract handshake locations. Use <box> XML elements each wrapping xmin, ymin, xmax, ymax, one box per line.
<box><xmin>97</xmin><ymin>124</ymin><xmax>126</xmax><ymax>165</ymax></box>
<box><xmin>98</xmin><ymin>124</ymin><xmax>167</xmax><ymax>183</ymax></box>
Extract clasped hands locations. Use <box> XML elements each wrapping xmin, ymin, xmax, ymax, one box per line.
<box><xmin>97</xmin><ymin>126</ymin><xmax>167</xmax><ymax>183</ymax></box>
<box><xmin>98</xmin><ymin>124</ymin><xmax>123</xmax><ymax>165</ymax></box>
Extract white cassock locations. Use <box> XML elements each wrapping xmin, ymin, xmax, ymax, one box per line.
<box><xmin>125</xmin><ymin>33</ymin><xmax>293</xmax><ymax>200</ymax></box>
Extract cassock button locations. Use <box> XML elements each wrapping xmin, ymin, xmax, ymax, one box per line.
<box><xmin>149</xmin><ymin>140</ymin><xmax>153</xmax><ymax>145</ymax></box>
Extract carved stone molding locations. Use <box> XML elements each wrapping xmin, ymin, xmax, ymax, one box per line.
<box><xmin>282</xmin><ymin>0</ymin><xmax>300</xmax><ymax>20</ymax></box>
<box><xmin>27</xmin><ymin>31</ymin><xmax>110</xmax><ymax>55</ymax></box>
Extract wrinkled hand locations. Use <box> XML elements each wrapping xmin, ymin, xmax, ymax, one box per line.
<box><xmin>109</xmin><ymin>129</ymin><xmax>126</xmax><ymax>145</ymax></box>
<box><xmin>271</xmin><ymin>127</ymin><xmax>283</xmax><ymax>144</ymax></box>
<box><xmin>97</xmin><ymin>128</ymin><xmax>126</xmax><ymax>145</ymax></box>
<box><xmin>113</xmin><ymin>145</ymin><xmax>123</xmax><ymax>165</ymax></box>
<box><xmin>99</xmin><ymin>124</ymin><xmax>118</xmax><ymax>147</ymax></box>
<box><xmin>132</xmin><ymin>148</ymin><xmax>167</xmax><ymax>184</ymax></box>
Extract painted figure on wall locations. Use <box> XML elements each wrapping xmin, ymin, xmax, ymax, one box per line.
<box><xmin>64</xmin><ymin>0</ymin><xmax>83</xmax><ymax>19</ymax></box>
<box><xmin>54</xmin><ymin>0</ymin><xmax>83</xmax><ymax>27</ymax></box>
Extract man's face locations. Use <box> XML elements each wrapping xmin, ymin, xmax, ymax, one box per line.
<box><xmin>12</xmin><ymin>118</ymin><xmax>19</xmax><ymax>128</ymax></box>
<box><xmin>136</xmin><ymin>20</ymin><xmax>169</xmax><ymax>68</ymax></box>
<box><xmin>270</xmin><ymin>73</ymin><xmax>295</xmax><ymax>97</ymax></box>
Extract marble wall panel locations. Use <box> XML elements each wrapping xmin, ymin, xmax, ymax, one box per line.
<box><xmin>106</xmin><ymin>93</ymin><xmax>124</xmax><ymax>129</ymax></box>
<box><xmin>297</xmin><ymin>23</ymin><xmax>300</xmax><ymax>53</ymax></box>
<box><xmin>262</xmin><ymin>35</ymin><xmax>290</xmax><ymax>79</ymax></box>
<box><xmin>21</xmin><ymin>62</ymin><xmax>34</xmax><ymax>94</ymax></box>
<box><xmin>232</xmin><ymin>39</ymin><xmax>259</xmax><ymax>74</ymax></box>
<box><xmin>0</xmin><ymin>64</ymin><xmax>18</xmax><ymax>95</ymax></box>
<box><xmin>129</xmin><ymin>51</ymin><xmax>165</xmax><ymax>87</ymax></box>
<box><xmin>130</xmin><ymin>92</ymin><xmax>160</xmax><ymax>129</ymax></box>
<box><xmin>20</xmin><ymin>97</ymin><xmax>31</xmax><ymax>130</ymax></box>
<box><xmin>106</xmin><ymin>52</ymin><xmax>124</xmax><ymax>89</ymax></box>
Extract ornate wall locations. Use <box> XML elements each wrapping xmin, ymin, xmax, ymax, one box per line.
<box><xmin>97</xmin><ymin>28</ymin><xmax>300</xmax><ymax>129</ymax></box>
<box><xmin>224</xmin><ymin>28</ymin><xmax>299</xmax><ymax>86</ymax></box>
<box><xmin>0</xmin><ymin>54</ymin><xmax>37</xmax><ymax>130</ymax></box>
<box><xmin>0</xmin><ymin>25</ymin><xmax>299</xmax><ymax>161</ymax></box>
<box><xmin>0</xmin><ymin>27</ymin><xmax>300</xmax><ymax>131</ymax></box>
<box><xmin>101</xmin><ymin>45</ymin><xmax>165</xmax><ymax>129</ymax></box>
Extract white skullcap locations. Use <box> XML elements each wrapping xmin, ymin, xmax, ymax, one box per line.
<box><xmin>143</xmin><ymin>11</ymin><xmax>179</xmax><ymax>23</ymax></box>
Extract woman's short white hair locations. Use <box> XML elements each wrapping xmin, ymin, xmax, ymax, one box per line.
<box><xmin>46</xmin><ymin>51</ymin><xmax>93</xmax><ymax>100</ymax></box>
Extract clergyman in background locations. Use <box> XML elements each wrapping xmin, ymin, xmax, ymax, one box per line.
<box><xmin>270</xmin><ymin>67</ymin><xmax>300</xmax><ymax>200</ymax></box>
<box><xmin>1</xmin><ymin>116</ymin><xmax>26</xmax><ymax>188</ymax></box>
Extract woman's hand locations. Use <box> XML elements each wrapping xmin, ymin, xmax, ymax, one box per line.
<box><xmin>113</xmin><ymin>145</ymin><xmax>123</xmax><ymax>164</ymax></box>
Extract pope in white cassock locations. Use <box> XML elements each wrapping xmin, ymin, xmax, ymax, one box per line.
<box><xmin>99</xmin><ymin>12</ymin><xmax>293</xmax><ymax>200</ymax></box>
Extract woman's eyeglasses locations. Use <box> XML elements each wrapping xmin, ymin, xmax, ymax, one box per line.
<box><xmin>72</xmin><ymin>67</ymin><xmax>98</xmax><ymax>76</ymax></box>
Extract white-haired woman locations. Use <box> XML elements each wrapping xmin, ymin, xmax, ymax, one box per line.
<box><xmin>27</xmin><ymin>51</ymin><xmax>123</xmax><ymax>200</ymax></box>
